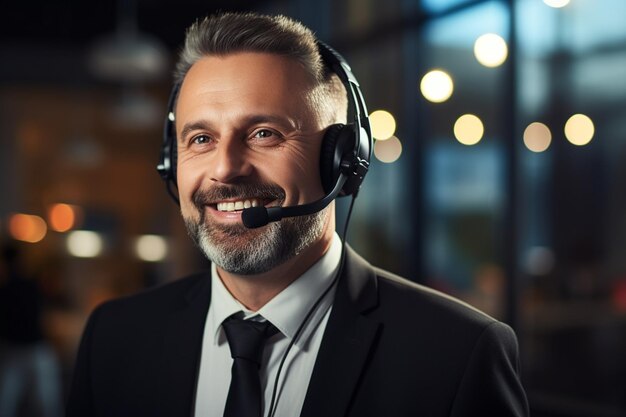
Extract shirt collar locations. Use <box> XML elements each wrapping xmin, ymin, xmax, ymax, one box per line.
<box><xmin>209</xmin><ymin>232</ymin><xmax>342</xmax><ymax>348</ymax></box>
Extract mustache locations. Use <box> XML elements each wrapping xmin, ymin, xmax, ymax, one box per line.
<box><xmin>192</xmin><ymin>182</ymin><xmax>286</xmax><ymax>209</ymax></box>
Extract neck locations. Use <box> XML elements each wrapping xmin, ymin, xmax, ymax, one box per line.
<box><xmin>217</xmin><ymin>229</ymin><xmax>334</xmax><ymax>311</ymax></box>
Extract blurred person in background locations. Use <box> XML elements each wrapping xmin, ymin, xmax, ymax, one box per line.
<box><xmin>0</xmin><ymin>242</ymin><xmax>62</xmax><ymax>417</ymax></box>
<box><xmin>66</xmin><ymin>12</ymin><xmax>528</xmax><ymax>417</ymax></box>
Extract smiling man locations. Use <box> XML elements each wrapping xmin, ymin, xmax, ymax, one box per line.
<box><xmin>66</xmin><ymin>12</ymin><xmax>528</xmax><ymax>417</ymax></box>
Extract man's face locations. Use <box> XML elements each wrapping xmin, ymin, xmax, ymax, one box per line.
<box><xmin>175</xmin><ymin>52</ymin><xmax>331</xmax><ymax>275</ymax></box>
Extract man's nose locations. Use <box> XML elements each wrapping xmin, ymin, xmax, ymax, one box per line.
<box><xmin>208</xmin><ymin>137</ymin><xmax>254</xmax><ymax>183</ymax></box>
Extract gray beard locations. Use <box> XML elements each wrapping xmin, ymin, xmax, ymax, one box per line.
<box><xmin>184</xmin><ymin>208</ymin><xmax>327</xmax><ymax>275</ymax></box>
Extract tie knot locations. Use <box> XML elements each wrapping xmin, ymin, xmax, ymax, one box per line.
<box><xmin>222</xmin><ymin>316</ymin><xmax>277</xmax><ymax>366</ymax></box>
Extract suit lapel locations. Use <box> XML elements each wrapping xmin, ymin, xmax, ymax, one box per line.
<box><xmin>300</xmin><ymin>247</ymin><xmax>381</xmax><ymax>417</ymax></box>
<box><xmin>157</xmin><ymin>274</ymin><xmax>212</xmax><ymax>417</ymax></box>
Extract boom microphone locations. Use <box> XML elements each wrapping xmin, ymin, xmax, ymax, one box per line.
<box><xmin>241</xmin><ymin>173</ymin><xmax>348</xmax><ymax>228</ymax></box>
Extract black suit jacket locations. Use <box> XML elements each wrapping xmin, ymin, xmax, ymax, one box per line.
<box><xmin>67</xmin><ymin>247</ymin><xmax>528</xmax><ymax>416</ymax></box>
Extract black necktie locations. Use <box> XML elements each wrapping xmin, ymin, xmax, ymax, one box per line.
<box><xmin>222</xmin><ymin>316</ymin><xmax>277</xmax><ymax>417</ymax></box>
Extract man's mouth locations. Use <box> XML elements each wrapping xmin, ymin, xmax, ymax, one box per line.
<box><xmin>215</xmin><ymin>198</ymin><xmax>260</xmax><ymax>212</ymax></box>
<box><xmin>193</xmin><ymin>184</ymin><xmax>285</xmax><ymax>216</ymax></box>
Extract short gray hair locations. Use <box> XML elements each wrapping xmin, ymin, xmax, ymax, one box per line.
<box><xmin>174</xmin><ymin>12</ymin><xmax>347</xmax><ymax>125</ymax></box>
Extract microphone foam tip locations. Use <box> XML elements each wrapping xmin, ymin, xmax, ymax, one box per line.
<box><xmin>242</xmin><ymin>206</ymin><xmax>269</xmax><ymax>229</ymax></box>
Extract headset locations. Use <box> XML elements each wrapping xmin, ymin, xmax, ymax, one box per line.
<box><xmin>156</xmin><ymin>40</ymin><xmax>372</xmax><ymax>228</ymax></box>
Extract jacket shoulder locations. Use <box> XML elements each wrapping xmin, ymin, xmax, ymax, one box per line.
<box><xmin>373</xmin><ymin>267</ymin><xmax>500</xmax><ymax>332</ymax></box>
<box><xmin>93</xmin><ymin>271</ymin><xmax>210</xmax><ymax>323</ymax></box>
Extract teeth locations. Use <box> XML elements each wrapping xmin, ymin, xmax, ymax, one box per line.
<box><xmin>216</xmin><ymin>199</ymin><xmax>260</xmax><ymax>212</ymax></box>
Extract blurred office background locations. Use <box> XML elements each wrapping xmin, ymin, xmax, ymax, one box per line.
<box><xmin>1</xmin><ymin>0</ymin><xmax>625</xmax><ymax>415</ymax></box>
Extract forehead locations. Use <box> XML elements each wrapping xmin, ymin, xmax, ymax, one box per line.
<box><xmin>176</xmin><ymin>52</ymin><xmax>316</xmax><ymax>121</ymax></box>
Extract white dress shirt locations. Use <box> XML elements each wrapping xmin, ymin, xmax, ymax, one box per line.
<box><xmin>194</xmin><ymin>233</ymin><xmax>342</xmax><ymax>417</ymax></box>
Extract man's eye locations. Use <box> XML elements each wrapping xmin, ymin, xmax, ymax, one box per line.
<box><xmin>192</xmin><ymin>135</ymin><xmax>211</xmax><ymax>145</ymax></box>
<box><xmin>253</xmin><ymin>129</ymin><xmax>274</xmax><ymax>139</ymax></box>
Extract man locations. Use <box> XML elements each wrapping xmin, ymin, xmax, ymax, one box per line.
<box><xmin>67</xmin><ymin>12</ymin><xmax>529</xmax><ymax>417</ymax></box>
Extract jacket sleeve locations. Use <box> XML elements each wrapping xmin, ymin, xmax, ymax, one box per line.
<box><xmin>449</xmin><ymin>321</ymin><xmax>529</xmax><ymax>417</ymax></box>
<box><xmin>65</xmin><ymin>306</ymin><xmax>102</xmax><ymax>417</ymax></box>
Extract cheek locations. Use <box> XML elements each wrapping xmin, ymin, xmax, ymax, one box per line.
<box><xmin>176</xmin><ymin>158</ymin><xmax>205</xmax><ymax>208</ymax></box>
<box><xmin>177</xmin><ymin>184</ymin><xmax>197</xmax><ymax>219</ymax></box>
<box><xmin>282</xmin><ymin>138</ymin><xmax>321</xmax><ymax>174</ymax></box>
<box><xmin>270</xmin><ymin>146</ymin><xmax>324</xmax><ymax>199</ymax></box>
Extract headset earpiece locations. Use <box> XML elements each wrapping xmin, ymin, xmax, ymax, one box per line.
<box><xmin>315</xmin><ymin>40</ymin><xmax>371</xmax><ymax>199</ymax></box>
<box><xmin>157</xmin><ymin>96</ymin><xmax>180</xmax><ymax>203</ymax></box>
<box><xmin>320</xmin><ymin>123</ymin><xmax>357</xmax><ymax>195</ymax></box>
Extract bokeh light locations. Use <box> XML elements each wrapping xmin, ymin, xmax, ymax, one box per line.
<box><xmin>134</xmin><ymin>235</ymin><xmax>168</xmax><ymax>262</ymax></box>
<box><xmin>454</xmin><ymin>114</ymin><xmax>484</xmax><ymax>145</ymax></box>
<box><xmin>369</xmin><ymin>110</ymin><xmax>397</xmax><ymax>140</ymax></box>
<box><xmin>48</xmin><ymin>203</ymin><xmax>80</xmax><ymax>232</ymax></box>
<box><xmin>8</xmin><ymin>213</ymin><xmax>47</xmax><ymax>243</ymax></box>
<box><xmin>420</xmin><ymin>70</ymin><xmax>454</xmax><ymax>103</ymax></box>
<box><xmin>564</xmin><ymin>113</ymin><xmax>595</xmax><ymax>146</ymax></box>
<box><xmin>543</xmin><ymin>0</ymin><xmax>570</xmax><ymax>8</ymax></box>
<box><xmin>523</xmin><ymin>122</ymin><xmax>552</xmax><ymax>152</ymax></box>
<box><xmin>66</xmin><ymin>230</ymin><xmax>104</xmax><ymax>258</ymax></box>
<box><xmin>374</xmin><ymin>136</ymin><xmax>402</xmax><ymax>163</ymax></box>
<box><xmin>524</xmin><ymin>246</ymin><xmax>555</xmax><ymax>276</ymax></box>
<box><xmin>474</xmin><ymin>33</ymin><xmax>508</xmax><ymax>68</ymax></box>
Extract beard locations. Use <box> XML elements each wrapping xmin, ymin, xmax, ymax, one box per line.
<box><xmin>183</xmin><ymin>182</ymin><xmax>328</xmax><ymax>275</ymax></box>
